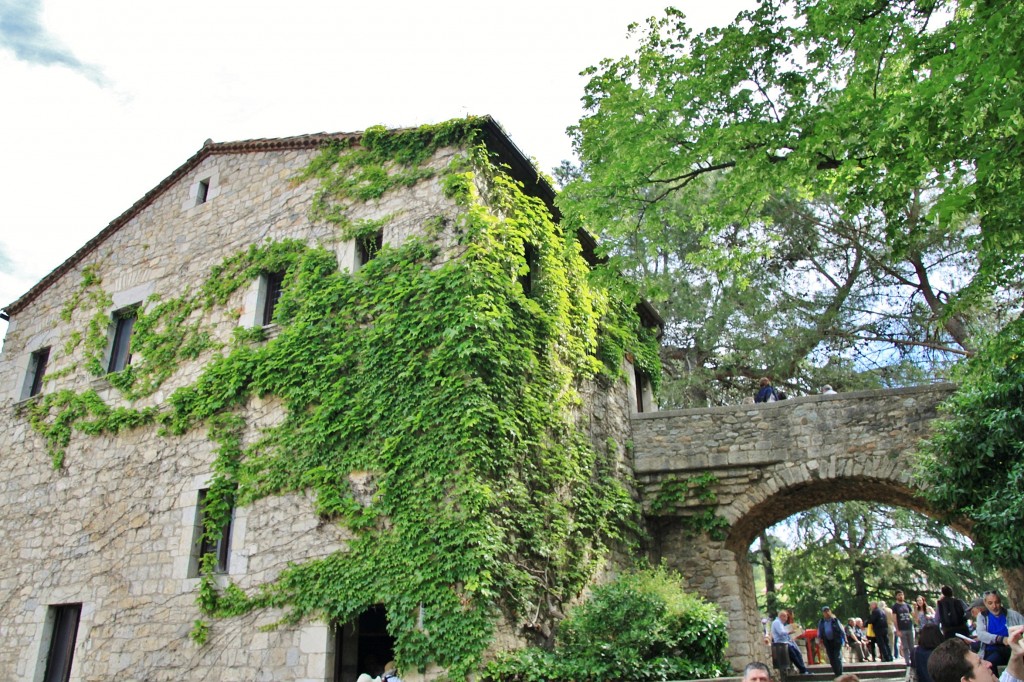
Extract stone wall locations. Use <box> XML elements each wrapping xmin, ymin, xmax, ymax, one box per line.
<box><xmin>631</xmin><ymin>384</ymin><xmax>957</xmax><ymax>669</ymax></box>
<box><xmin>0</xmin><ymin>135</ymin><xmax>638</xmax><ymax>681</ymax></box>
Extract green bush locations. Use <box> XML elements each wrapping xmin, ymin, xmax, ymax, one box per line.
<box><xmin>484</xmin><ymin>566</ymin><xmax>730</xmax><ymax>681</ymax></box>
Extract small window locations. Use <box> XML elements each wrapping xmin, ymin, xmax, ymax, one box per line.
<box><xmin>635</xmin><ymin>366</ymin><xmax>648</xmax><ymax>413</ymax></box>
<box><xmin>25</xmin><ymin>346</ymin><xmax>51</xmax><ymax>398</ymax></box>
<box><xmin>107</xmin><ymin>308</ymin><xmax>137</xmax><ymax>373</ymax></box>
<box><xmin>518</xmin><ymin>242</ymin><xmax>538</xmax><ymax>295</ymax></box>
<box><xmin>357</xmin><ymin>230</ymin><xmax>384</xmax><ymax>266</ymax></box>
<box><xmin>262</xmin><ymin>271</ymin><xmax>286</xmax><ymax>326</ymax></box>
<box><xmin>191</xmin><ymin>489</ymin><xmax>233</xmax><ymax>576</ymax></box>
<box><xmin>42</xmin><ymin>603</ymin><xmax>81</xmax><ymax>682</ymax></box>
<box><xmin>196</xmin><ymin>179</ymin><xmax>210</xmax><ymax>205</ymax></box>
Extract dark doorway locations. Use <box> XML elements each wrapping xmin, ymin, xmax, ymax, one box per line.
<box><xmin>334</xmin><ymin>605</ymin><xmax>396</xmax><ymax>682</ymax></box>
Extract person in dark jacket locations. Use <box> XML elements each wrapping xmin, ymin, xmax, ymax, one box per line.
<box><xmin>871</xmin><ymin>601</ymin><xmax>894</xmax><ymax>661</ymax></box>
<box><xmin>913</xmin><ymin>624</ymin><xmax>945</xmax><ymax>682</ymax></box>
<box><xmin>755</xmin><ymin>377</ymin><xmax>778</xmax><ymax>403</ymax></box>
<box><xmin>937</xmin><ymin>584</ymin><xmax>971</xmax><ymax>640</ymax></box>
<box><xmin>817</xmin><ymin>606</ymin><xmax>847</xmax><ymax>677</ymax></box>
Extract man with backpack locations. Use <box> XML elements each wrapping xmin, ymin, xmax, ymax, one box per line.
<box><xmin>937</xmin><ymin>585</ymin><xmax>971</xmax><ymax>640</ymax></box>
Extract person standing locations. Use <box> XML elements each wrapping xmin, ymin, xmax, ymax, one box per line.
<box><xmin>818</xmin><ymin>606</ymin><xmax>847</xmax><ymax>677</ymax></box>
<box><xmin>937</xmin><ymin>585</ymin><xmax>971</xmax><ymax>640</ymax></box>
<box><xmin>894</xmin><ymin>591</ymin><xmax>916</xmax><ymax>665</ymax></box>
<box><xmin>915</xmin><ymin>595</ymin><xmax>937</xmax><ymax>627</ymax></box>
<box><xmin>772</xmin><ymin>609</ymin><xmax>812</xmax><ymax>675</ymax></box>
<box><xmin>871</xmin><ymin>600</ymin><xmax>894</xmax><ymax>662</ymax></box>
<box><xmin>976</xmin><ymin>590</ymin><xmax>1024</xmax><ymax>676</ymax></box>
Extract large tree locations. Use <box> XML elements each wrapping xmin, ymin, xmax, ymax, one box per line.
<box><xmin>917</xmin><ymin>318</ymin><xmax>1024</xmax><ymax>608</ymax></box>
<box><xmin>608</xmin><ymin>181</ymin><xmax>1009</xmax><ymax>406</ymax></box>
<box><xmin>561</xmin><ymin>0</ymin><xmax>1023</xmax><ymax>300</ymax></box>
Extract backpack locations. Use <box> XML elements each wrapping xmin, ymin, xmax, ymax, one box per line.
<box><xmin>939</xmin><ymin>598</ymin><xmax>966</xmax><ymax>629</ymax></box>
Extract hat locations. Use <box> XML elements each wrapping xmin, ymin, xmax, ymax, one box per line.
<box><xmin>822</xmin><ymin>606</ymin><xmax>831</xmax><ymax>612</ymax></box>
<box><xmin>969</xmin><ymin>597</ymin><xmax>985</xmax><ymax>610</ymax></box>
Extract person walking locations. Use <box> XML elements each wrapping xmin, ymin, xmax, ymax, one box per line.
<box><xmin>818</xmin><ymin>606</ymin><xmax>847</xmax><ymax>677</ymax></box>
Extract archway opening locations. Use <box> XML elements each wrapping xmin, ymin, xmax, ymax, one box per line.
<box><xmin>333</xmin><ymin>605</ymin><xmax>396</xmax><ymax>682</ymax></box>
<box><xmin>747</xmin><ymin>501</ymin><xmax>998</xmax><ymax>627</ymax></box>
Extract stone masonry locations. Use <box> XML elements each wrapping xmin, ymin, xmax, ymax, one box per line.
<box><xmin>632</xmin><ymin>384</ymin><xmax>958</xmax><ymax>669</ymax></box>
<box><xmin>0</xmin><ymin>123</ymin><xmax>641</xmax><ymax>681</ymax></box>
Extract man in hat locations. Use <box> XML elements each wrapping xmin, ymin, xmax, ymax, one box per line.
<box><xmin>817</xmin><ymin>606</ymin><xmax>846</xmax><ymax>677</ymax></box>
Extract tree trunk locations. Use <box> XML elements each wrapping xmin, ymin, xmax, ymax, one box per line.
<box><xmin>760</xmin><ymin>531</ymin><xmax>779</xmax><ymax>617</ymax></box>
<box><xmin>1001</xmin><ymin>565</ymin><xmax>1024</xmax><ymax>612</ymax></box>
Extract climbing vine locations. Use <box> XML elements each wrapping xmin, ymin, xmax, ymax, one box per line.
<box><xmin>24</xmin><ymin>118</ymin><xmax>658</xmax><ymax>678</ymax></box>
<box><xmin>649</xmin><ymin>472</ymin><xmax>730</xmax><ymax>540</ymax></box>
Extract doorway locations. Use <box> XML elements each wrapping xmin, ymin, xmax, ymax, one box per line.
<box><xmin>334</xmin><ymin>605</ymin><xmax>396</xmax><ymax>682</ymax></box>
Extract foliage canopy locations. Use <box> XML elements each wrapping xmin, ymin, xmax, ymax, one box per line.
<box><xmin>563</xmin><ymin>0</ymin><xmax>1024</xmax><ymax>292</ymax></box>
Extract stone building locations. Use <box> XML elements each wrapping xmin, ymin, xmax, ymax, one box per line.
<box><xmin>0</xmin><ymin>117</ymin><xmax>661</xmax><ymax>681</ymax></box>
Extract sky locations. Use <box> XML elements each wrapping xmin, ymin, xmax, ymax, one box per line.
<box><xmin>0</xmin><ymin>0</ymin><xmax>749</xmax><ymax>338</ymax></box>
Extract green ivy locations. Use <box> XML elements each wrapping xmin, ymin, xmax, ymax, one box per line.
<box><xmin>25</xmin><ymin>119</ymin><xmax>660</xmax><ymax>678</ymax></box>
<box><xmin>649</xmin><ymin>472</ymin><xmax>730</xmax><ymax>540</ymax></box>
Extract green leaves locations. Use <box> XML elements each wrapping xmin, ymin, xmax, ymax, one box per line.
<box><xmin>917</xmin><ymin>318</ymin><xmax>1024</xmax><ymax>568</ymax></box>
<box><xmin>484</xmin><ymin>566</ymin><xmax>729</xmax><ymax>682</ymax></box>
<box><xmin>565</xmin><ymin>0</ymin><xmax>1024</xmax><ymax>299</ymax></box>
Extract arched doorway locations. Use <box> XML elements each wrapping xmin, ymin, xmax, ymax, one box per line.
<box><xmin>334</xmin><ymin>605</ymin><xmax>396</xmax><ymax>682</ymax></box>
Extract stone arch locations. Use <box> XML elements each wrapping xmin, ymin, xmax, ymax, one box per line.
<box><xmin>633</xmin><ymin>384</ymin><xmax>963</xmax><ymax>670</ymax></box>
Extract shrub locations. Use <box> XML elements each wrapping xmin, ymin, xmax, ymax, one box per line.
<box><xmin>484</xmin><ymin>566</ymin><xmax>730</xmax><ymax>681</ymax></box>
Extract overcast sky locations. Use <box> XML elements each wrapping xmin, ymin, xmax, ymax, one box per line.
<box><xmin>0</xmin><ymin>0</ymin><xmax>747</xmax><ymax>338</ymax></box>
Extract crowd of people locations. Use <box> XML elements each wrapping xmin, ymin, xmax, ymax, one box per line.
<box><xmin>766</xmin><ymin>586</ymin><xmax>1024</xmax><ymax>682</ymax></box>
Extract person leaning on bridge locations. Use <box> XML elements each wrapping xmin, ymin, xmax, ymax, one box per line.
<box><xmin>772</xmin><ymin>609</ymin><xmax>812</xmax><ymax>675</ymax></box>
<box><xmin>927</xmin><ymin>625</ymin><xmax>1024</xmax><ymax>682</ymax></box>
<box><xmin>742</xmin><ymin>661</ymin><xmax>771</xmax><ymax>682</ymax></box>
<box><xmin>976</xmin><ymin>590</ymin><xmax>1024</xmax><ymax>676</ymax></box>
<box><xmin>755</xmin><ymin>377</ymin><xmax>779</xmax><ymax>403</ymax></box>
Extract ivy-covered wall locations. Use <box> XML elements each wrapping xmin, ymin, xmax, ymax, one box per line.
<box><xmin>0</xmin><ymin>119</ymin><xmax>659</xmax><ymax>680</ymax></box>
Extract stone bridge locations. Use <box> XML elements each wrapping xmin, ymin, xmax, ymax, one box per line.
<box><xmin>632</xmin><ymin>384</ymin><xmax>958</xmax><ymax>668</ymax></box>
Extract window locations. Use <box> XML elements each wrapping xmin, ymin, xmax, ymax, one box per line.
<box><xmin>107</xmin><ymin>308</ymin><xmax>137</xmax><ymax>373</ymax></box>
<box><xmin>190</xmin><ymin>489</ymin><xmax>233</xmax><ymax>576</ymax></box>
<box><xmin>261</xmin><ymin>271</ymin><xmax>286</xmax><ymax>326</ymax></box>
<box><xmin>196</xmin><ymin>178</ymin><xmax>210</xmax><ymax>205</ymax></box>
<box><xmin>24</xmin><ymin>346</ymin><xmax>50</xmax><ymax>398</ymax></box>
<box><xmin>357</xmin><ymin>229</ymin><xmax>384</xmax><ymax>266</ymax></box>
<box><xmin>42</xmin><ymin>603</ymin><xmax>81</xmax><ymax>682</ymax></box>
<box><xmin>518</xmin><ymin>242</ymin><xmax>538</xmax><ymax>295</ymax></box>
<box><xmin>635</xmin><ymin>366</ymin><xmax>649</xmax><ymax>413</ymax></box>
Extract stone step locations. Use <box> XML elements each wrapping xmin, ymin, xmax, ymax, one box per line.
<box><xmin>681</xmin><ymin>661</ymin><xmax>908</xmax><ymax>682</ymax></box>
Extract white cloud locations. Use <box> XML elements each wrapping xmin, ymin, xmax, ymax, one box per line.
<box><xmin>0</xmin><ymin>0</ymin><xmax>749</xmax><ymax>335</ymax></box>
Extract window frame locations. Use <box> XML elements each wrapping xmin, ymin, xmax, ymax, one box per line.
<box><xmin>190</xmin><ymin>488</ymin><xmax>233</xmax><ymax>576</ymax></box>
<box><xmin>107</xmin><ymin>307</ymin><xmax>138</xmax><ymax>373</ymax></box>
<box><xmin>24</xmin><ymin>346</ymin><xmax>51</xmax><ymax>398</ymax></box>
<box><xmin>41</xmin><ymin>603</ymin><xmax>81</xmax><ymax>682</ymax></box>
<box><xmin>357</xmin><ymin>229</ymin><xmax>384</xmax><ymax>267</ymax></box>
<box><xmin>261</xmin><ymin>270</ymin><xmax>286</xmax><ymax>326</ymax></box>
